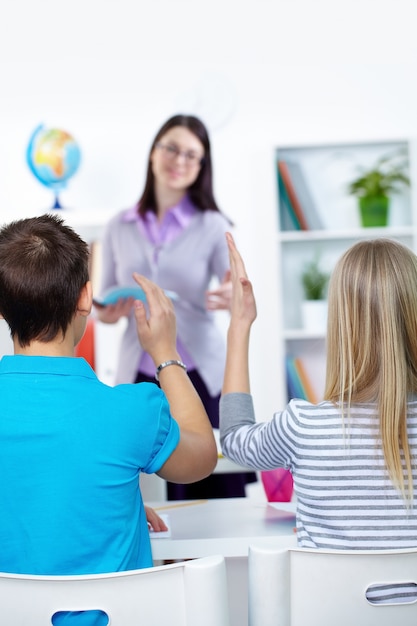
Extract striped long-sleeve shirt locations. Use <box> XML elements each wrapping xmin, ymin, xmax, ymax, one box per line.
<box><xmin>220</xmin><ymin>393</ymin><xmax>417</xmax><ymax>550</ymax></box>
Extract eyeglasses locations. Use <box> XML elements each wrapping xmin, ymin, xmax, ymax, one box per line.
<box><xmin>155</xmin><ymin>142</ymin><xmax>204</xmax><ymax>167</ymax></box>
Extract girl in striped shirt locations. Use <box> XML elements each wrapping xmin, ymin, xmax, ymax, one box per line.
<box><xmin>220</xmin><ymin>234</ymin><xmax>417</xmax><ymax>604</ymax></box>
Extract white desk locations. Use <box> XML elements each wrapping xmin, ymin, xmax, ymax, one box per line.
<box><xmin>149</xmin><ymin>497</ymin><xmax>296</xmax><ymax>560</ymax></box>
<box><xmin>149</xmin><ymin>498</ymin><xmax>297</xmax><ymax>626</ymax></box>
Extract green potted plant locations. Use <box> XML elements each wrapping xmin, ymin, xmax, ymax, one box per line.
<box><xmin>347</xmin><ymin>149</ymin><xmax>410</xmax><ymax>227</ymax></box>
<box><xmin>302</xmin><ymin>257</ymin><xmax>329</xmax><ymax>301</ymax></box>
<box><xmin>300</xmin><ymin>256</ymin><xmax>330</xmax><ymax>332</ymax></box>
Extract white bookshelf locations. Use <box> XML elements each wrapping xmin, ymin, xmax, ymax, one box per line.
<box><xmin>276</xmin><ymin>139</ymin><xmax>417</xmax><ymax>402</ymax></box>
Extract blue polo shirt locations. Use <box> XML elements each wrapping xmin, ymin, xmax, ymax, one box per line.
<box><xmin>0</xmin><ymin>355</ymin><xmax>180</xmax><ymax>625</ymax></box>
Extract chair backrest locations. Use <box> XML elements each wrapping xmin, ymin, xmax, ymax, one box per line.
<box><xmin>248</xmin><ymin>540</ymin><xmax>417</xmax><ymax>626</ymax></box>
<box><xmin>0</xmin><ymin>555</ymin><xmax>230</xmax><ymax>626</ymax></box>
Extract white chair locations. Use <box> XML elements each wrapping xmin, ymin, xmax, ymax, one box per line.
<box><xmin>0</xmin><ymin>554</ymin><xmax>230</xmax><ymax>625</ymax></box>
<box><xmin>248</xmin><ymin>541</ymin><xmax>417</xmax><ymax>626</ymax></box>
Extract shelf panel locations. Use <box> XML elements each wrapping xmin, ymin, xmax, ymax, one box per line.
<box><xmin>278</xmin><ymin>225</ymin><xmax>414</xmax><ymax>243</ymax></box>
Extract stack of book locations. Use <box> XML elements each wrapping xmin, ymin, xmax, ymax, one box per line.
<box><xmin>277</xmin><ymin>159</ymin><xmax>324</xmax><ymax>231</ymax></box>
<box><xmin>285</xmin><ymin>356</ymin><xmax>318</xmax><ymax>403</ymax></box>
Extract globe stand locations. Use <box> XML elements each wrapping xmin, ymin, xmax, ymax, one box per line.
<box><xmin>52</xmin><ymin>194</ymin><xmax>63</xmax><ymax>210</ymax></box>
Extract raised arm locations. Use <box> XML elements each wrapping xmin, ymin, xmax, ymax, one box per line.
<box><xmin>132</xmin><ymin>273</ymin><xmax>217</xmax><ymax>483</ymax></box>
<box><xmin>222</xmin><ymin>232</ymin><xmax>257</xmax><ymax>394</ymax></box>
<box><xmin>219</xmin><ymin>233</ymin><xmax>260</xmax><ymax>464</ymax></box>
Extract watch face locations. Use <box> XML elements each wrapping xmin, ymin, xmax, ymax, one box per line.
<box><xmin>174</xmin><ymin>71</ymin><xmax>238</xmax><ymax>131</ymax></box>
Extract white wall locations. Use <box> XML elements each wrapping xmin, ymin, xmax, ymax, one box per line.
<box><xmin>2</xmin><ymin>0</ymin><xmax>417</xmax><ymax>419</ymax></box>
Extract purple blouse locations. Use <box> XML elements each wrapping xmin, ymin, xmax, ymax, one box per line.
<box><xmin>99</xmin><ymin>198</ymin><xmax>231</xmax><ymax>395</ymax></box>
<box><xmin>123</xmin><ymin>197</ymin><xmax>197</xmax><ymax>377</ymax></box>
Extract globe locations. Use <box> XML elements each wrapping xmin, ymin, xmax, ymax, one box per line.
<box><xmin>26</xmin><ymin>125</ymin><xmax>81</xmax><ymax>209</ymax></box>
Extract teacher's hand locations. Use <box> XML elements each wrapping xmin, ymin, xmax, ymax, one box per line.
<box><xmin>206</xmin><ymin>270</ymin><xmax>232</xmax><ymax>311</ymax></box>
<box><xmin>93</xmin><ymin>297</ymin><xmax>135</xmax><ymax>323</ymax></box>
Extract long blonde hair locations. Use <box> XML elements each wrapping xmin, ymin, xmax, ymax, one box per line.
<box><xmin>324</xmin><ymin>239</ymin><xmax>417</xmax><ymax>501</ymax></box>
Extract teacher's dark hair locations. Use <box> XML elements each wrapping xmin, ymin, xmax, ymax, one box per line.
<box><xmin>137</xmin><ymin>114</ymin><xmax>229</xmax><ymax>219</ymax></box>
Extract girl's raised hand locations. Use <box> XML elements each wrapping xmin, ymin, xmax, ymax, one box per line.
<box><xmin>226</xmin><ymin>232</ymin><xmax>257</xmax><ymax>328</ymax></box>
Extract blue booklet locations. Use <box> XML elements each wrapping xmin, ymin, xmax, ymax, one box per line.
<box><xmin>94</xmin><ymin>285</ymin><xmax>178</xmax><ymax>306</ymax></box>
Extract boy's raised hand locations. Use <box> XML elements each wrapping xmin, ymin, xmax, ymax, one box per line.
<box><xmin>132</xmin><ymin>273</ymin><xmax>179</xmax><ymax>367</ymax></box>
<box><xmin>133</xmin><ymin>273</ymin><xmax>217</xmax><ymax>484</ymax></box>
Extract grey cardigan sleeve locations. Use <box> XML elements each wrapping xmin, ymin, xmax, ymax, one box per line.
<box><xmin>219</xmin><ymin>392</ymin><xmax>256</xmax><ymax>448</ymax></box>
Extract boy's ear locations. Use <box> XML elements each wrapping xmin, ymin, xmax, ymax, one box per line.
<box><xmin>77</xmin><ymin>281</ymin><xmax>93</xmax><ymax>316</ymax></box>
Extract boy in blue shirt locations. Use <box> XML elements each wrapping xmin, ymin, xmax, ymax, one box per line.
<box><xmin>0</xmin><ymin>214</ymin><xmax>217</xmax><ymax>625</ymax></box>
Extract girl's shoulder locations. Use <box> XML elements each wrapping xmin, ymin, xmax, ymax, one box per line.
<box><xmin>286</xmin><ymin>398</ymin><xmax>339</xmax><ymax>421</ymax></box>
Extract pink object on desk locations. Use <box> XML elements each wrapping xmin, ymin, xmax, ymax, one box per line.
<box><xmin>261</xmin><ymin>468</ymin><xmax>294</xmax><ymax>502</ymax></box>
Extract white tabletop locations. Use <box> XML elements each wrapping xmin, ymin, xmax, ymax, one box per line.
<box><xmin>149</xmin><ymin>497</ymin><xmax>297</xmax><ymax>560</ymax></box>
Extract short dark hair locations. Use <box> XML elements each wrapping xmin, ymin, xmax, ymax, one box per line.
<box><xmin>137</xmin><ymin>114</ymin><xmax>225</xmax><ymax>217</ymax></box>
<box><xmin>0</xmin><ymin>214</ymin><xmax>89</xmax><ymax>346</ymax></box>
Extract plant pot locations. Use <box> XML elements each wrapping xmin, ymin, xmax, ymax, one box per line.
<box><xmin>301</xmin><ymin>300</ymin><xmax>327</xmax><ymax>333</ymax></box>
<box><xmin>359</xmin><ymin>195</ymin><xmax>389</xmax><ymax>227</ymax></box>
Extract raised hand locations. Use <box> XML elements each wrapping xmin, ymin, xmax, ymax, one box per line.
<box><xmin>226</xmin><ymin>232</ymin><xmax>257</xmax><ymax>329</ymax></box>
<box><xmin>222</xmin><ymin>233</ymin><xmax>257</xmax><ymax>395</ymax></box>
<box><xmin>131</xmin><ymin>272</ymin><xmax>179</xmax><ymax>367</ymax></box>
